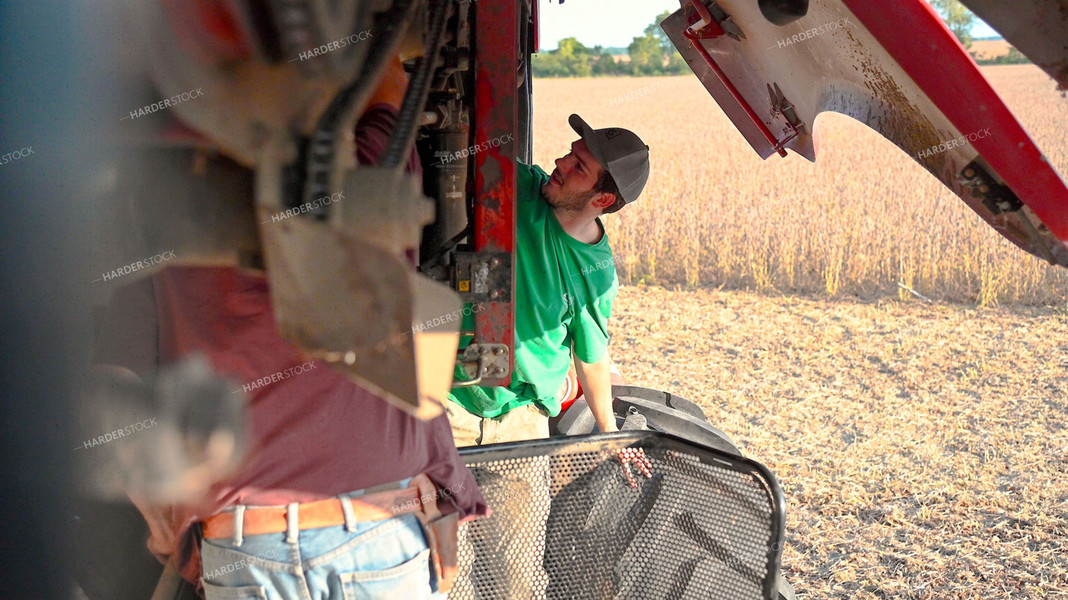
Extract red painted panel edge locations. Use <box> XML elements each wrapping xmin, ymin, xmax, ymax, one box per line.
<box><xmin>842</xmin><ymin>0</ymin><xmax>1068</xmax><ymax>242</ymax></box>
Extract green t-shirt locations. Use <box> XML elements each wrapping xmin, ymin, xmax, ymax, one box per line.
<box><xmin>447</xmin><ymin>161</ymin><xmax>618</xmax><ymax>418</ymax></box>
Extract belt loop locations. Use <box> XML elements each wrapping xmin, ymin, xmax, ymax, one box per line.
<box><xmin>339</xmin><ymin>495</ymin><xmax>357</xmax><ymax>532</ymax></box>
<box><xmin>232</xmin><ymin>505</ymin><xmax>245</xmax><ymax>547</ymax></box>
<box><xmin>410</xmin><ymin>473</ymin><xmax>442</xmax><ymax>521</ymax></box>
<box><xmin>285</xmin><ymin>503</ymin><xmax>299</xmax><ymax>544</ymax></box>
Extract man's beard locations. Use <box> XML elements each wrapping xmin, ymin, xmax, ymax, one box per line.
<box><xmin>543</xmin><ymin>184</ymin><xmax>595</xmax><ymax>213</ymax></box>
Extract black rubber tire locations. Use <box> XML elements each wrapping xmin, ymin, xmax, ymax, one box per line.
<box><xmin>552</xmin><ymin>386</ymin><xmax>742</xmax><ymax>457</ymax></box>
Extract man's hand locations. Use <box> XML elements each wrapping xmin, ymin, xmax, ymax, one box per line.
<box><xmin>603</xmin><ymin>447</ymin><xmax>653</xmax><ymax>488</ymax></box>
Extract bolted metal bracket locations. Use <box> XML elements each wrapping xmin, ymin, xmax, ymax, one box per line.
<box><xmin>768</xmin><ymin>82</ymin><xmax>807</xmax><ymax>137</ymax></box>
<box><xmin>959</xmin><ymin>160</ymin><xmax>1023</xmax><ymax>215</ymax></box>
<box><xmin>685</xmin><ymin>0</ymin><xmax>746</xmax><ymax>40</ymax></box>
<box><xmin>454</xmin><ymin>343</ymin><xmax>510</xmax><ymax>386</ymax></box>
<box><xmin>454</xmin><ymin>251</ymin><xmax>512</xmax><ymax>303</ymax></box>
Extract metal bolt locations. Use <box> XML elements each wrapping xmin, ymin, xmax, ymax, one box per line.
<box><xmin>493</xmin><ymin>347</ymin><xmax>504</xmax><ymax>355</ymax></box>
<box><xmin>490</xmin><ymin>290</ymin><xmax>501</xmax><ymax>299</ymax></box>
<box><xmin>963</xmin><ymin>167</ymin><xmax>975</xmax><ymax>178</ymax></box>
<box><xmin>489</xmin><ymin>258</ymin><xmax>501</xmax><ymax>268</ymax></box>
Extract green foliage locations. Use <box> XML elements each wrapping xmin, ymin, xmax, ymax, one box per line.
<box><xmin>592</xmin><ymin>52</ymin><xmax>624</xmax><ymax>76</ymax></box>
<box><xmin>556</xmin><ymin>37</ymin><xmax>588</xmax><ymax>60</ymax></box>
<box><xmin>1001</xmin><ymin>47</ymin><xmax>1032</xmax><ymax>64</ymax></box>
<box><xmin>972</xmin><ymin>46</ymin><xmax>1033</xmax><ymax>65</ymax></box>
<box><xmin>627</xmin><ymin>34</ymin><xmax>664</xmax><ymax>76</ymax></box>
<box><xmin>931</xmin><ymin>0</ymin><xmax>975</xmax><ymax>47</ymax></box>
<box><xmin>532</xmin><ymin>36</ymin><xmax>592</xmax><ymax>77</ymax></box>
<box><xmin>646</xmin><ymin>10</ymin><xmax>676</xmax><ymax>55</ymax></box>
<box><xmin>532</xmin><ymin>11</ymin><xmax>689</xmax><ymax>78</ymax></box>
<box><xmin>665</xmin><ymin>52</ymin><xmax>689</xmax><ymax>74</ymax></box>
<box><xmin>531</xmin><ymin>52</ymin><xmax>572</xmax><ymax>78</ymax></box>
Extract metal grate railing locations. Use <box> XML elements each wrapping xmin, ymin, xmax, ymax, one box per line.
<box><xmin>454</xmin><ymin>431</ymin><xmax>785</xmax><ymax>600</ymax></box>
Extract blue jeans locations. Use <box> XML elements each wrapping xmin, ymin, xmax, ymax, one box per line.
<box><xmin>199</xmin><ymin>486</ymin><xmax>443</xmax><ymax>600</ymax></box>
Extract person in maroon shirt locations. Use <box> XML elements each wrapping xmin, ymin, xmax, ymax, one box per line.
<box><xmin>97</xmin><ymin>55</ymin><xmax>487</xmax><ymax>599</ymax></box>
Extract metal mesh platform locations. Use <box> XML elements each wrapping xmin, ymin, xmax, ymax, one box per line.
<box><xmin>454</xmin><ymin>431</ymin><xmax>785</xmax><ymax>600</ymax></box>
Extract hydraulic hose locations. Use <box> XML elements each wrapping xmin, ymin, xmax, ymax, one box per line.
<box><xmin>303</xmin><ymin>0</ymin><xmax>422</xmax><ymax>205</ymax></box>
<box><xmin>381</xmin><ymin>0</ymin><xmax>451</xmax><ymax>168</ymax></box>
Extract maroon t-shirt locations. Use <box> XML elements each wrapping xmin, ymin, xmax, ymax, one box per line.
<box><xmin>95</xmin><ymin>103</ymin><xmax>486</xmax><ymax>583</ymax></box>
<box><xmin>356</xmin><ymin>102</ymin><xmax>423</xmax><ymax>176</ymax></box>
<box><xmin>96</xmin><ymin>267</ymin><xmax>487</xmax><ymax>582</ymax></box>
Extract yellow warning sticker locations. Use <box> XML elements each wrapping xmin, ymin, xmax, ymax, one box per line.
<box><xmin>458</xmin><ymin>280</ymin><xmax>470</xmax><ymax>292</ymax></box>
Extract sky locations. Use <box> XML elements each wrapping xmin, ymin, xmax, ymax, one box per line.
<box><xmin>535</xmin><ymin>0</ymin><xmax>1000</xmax><ymax>51</ymax></box>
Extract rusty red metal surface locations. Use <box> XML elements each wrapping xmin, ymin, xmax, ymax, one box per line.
<box><xmin>682</xmin><ymin>26</ymin><xmax>789</xmax><ymax>158</ymax></box>
<box><xmin>664</xmin><ymin>0</ymin><xmax>1067</xmax><ymax>263</ymax></box>
<box><xmin>842</xmin><ymin>0</ymin><xmax>1068</xmax><ymax>244</ymax></box>
<box><xmin>471</xmin><ymin>0</ymin><xmax>518</xmax><ymax>385</ymax></box>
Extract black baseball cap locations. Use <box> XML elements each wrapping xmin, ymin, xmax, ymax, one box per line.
<box><xmin>568</xmin><ymin>114</ymin><xmax>650</xmax><ymax>204</ymax></box>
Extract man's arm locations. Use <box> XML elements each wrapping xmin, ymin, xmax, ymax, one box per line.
<box><xmin>365</xmin><ymin>56</ymin><xmax>408</xmax><ymax>110</ymax></box>
<box><xmin>573</xmin><ymin>346</ymin><xmax>617</xmax><ymax>433</ymax></box>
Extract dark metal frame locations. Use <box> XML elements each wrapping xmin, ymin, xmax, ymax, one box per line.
<box><xmin>458</xmin><ymin>430</ymin><xmax>787</xmax><ymax>599</ymax></box>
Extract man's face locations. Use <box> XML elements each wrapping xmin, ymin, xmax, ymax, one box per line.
<box><xmin>542</xmin><ymin>139</ymin><xmax>607</xmax><ymax>212</ymax></box>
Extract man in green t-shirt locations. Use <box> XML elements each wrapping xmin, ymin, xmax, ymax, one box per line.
<box><xmin>445</xmin><ymin>114</ymin><xmax>650</xmax><ymax>446</ymax></box>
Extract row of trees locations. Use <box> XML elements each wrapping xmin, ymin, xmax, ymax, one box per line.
<box><xmin>972</xmin><ymin>46</ymin><xmax>1031</xmax><ymax>65</ymax></box>
<box><xmin>532</xmin><ymin>11</ymin><xmax>687</xmax><ymax>78</ymax></box>
<box><xmin>932</xmin><ymin>0</ymin><xmax>1030</xmax><ymax>64</ymax></box>
<box><xmin>534</xmin><ymin>2</ymin><xmax>1028</xmax><ymax>78</ymax></box>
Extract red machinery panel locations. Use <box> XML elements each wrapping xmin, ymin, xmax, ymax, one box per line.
<box><xmin>470</xmin><ymin>0</ymin><xmax>519</xmax><ymax>385</ymax></box>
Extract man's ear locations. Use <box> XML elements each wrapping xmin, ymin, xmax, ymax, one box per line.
<box><xmin>590</xmin><ymin>192</ymin><xmax>615</xmax><ymax>211</ymax></box>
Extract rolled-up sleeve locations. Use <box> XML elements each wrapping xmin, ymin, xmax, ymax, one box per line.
<box><xmin>355</xmin><ymin>103</ymin><xmax>422</xmax><ymax>176</ymax></box>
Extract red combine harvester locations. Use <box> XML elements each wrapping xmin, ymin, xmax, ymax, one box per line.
<box><xmin>68</xmin><ymin>1</ymin><xmax>1065</xmax><ymax>599</ymax></box>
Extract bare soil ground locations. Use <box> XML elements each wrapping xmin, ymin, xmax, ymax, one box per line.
<box><xmin>610</xmin><ymin>285</ymin><xmax>1068</xmax><ymax>599</ymax></box>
